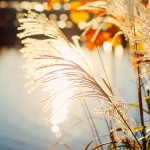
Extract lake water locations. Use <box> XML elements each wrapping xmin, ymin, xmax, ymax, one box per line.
<box><xmin>0</xmin><ymin>47</ymin><xmax>139</xmax><ymax>150</ymax></box>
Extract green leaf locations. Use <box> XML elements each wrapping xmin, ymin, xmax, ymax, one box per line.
<box><xmin>146</xmin><ymin>137</ymin><xmax>150</xmax><ymax>150</ymax></box>
<box><xmin>128</xmin><ymin>103</ymin><xmax>150</xmax><ymax>115</ymax></box>
<box><xmin>145</xmin><ymin>96</ymin><xmax>150</xmax><ymax>113</ymax></box>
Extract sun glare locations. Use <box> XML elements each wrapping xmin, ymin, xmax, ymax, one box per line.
<box><xmin>103</xmin><ymin>41</ymin><xmax>112</xmax><ymax>52</ymax></box>
<box><xmin>51</xmin><ymin>125</ymin><xmax>60</xmax><ymax>133</ymax></box>
<box><xmin>44</xmin><ymin>78</ymin><xmax>74</xmax><ymax>125</ymax></box>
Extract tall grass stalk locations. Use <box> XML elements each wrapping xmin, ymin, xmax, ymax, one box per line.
<box><xmin>138</xmin><ymin>66</ymin><xmax>146</xmax><ymax>149</ymax></box>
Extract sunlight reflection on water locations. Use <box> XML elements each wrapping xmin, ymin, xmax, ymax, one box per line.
<box><xmin>0</xmin><ymin>48</ymin><xmax>138</xmax><ymax>150</ymax></box>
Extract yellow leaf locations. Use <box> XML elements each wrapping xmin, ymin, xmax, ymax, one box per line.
<box><xmin>70</xmin><ymin>1</ymin><xmax>82</xmax><ymax>10</ymax></box>
<box><xmin>133</xmin><ymin>125</ymin><xmax>150</xmax><ymax>131</ymax></box>
<box><xmin>70</xmin><ymin>11</ymin><xmax>89</xmax><ymax>24</ymax></box>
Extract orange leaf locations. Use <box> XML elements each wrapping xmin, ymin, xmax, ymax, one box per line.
<box><xmin>47</xmin><ymin>0</ymin><xmax>61</xmax><ymax>10</ymax></box>
<box><xmin>85</xmin><ymin>29</ymin><xmax>111</xmax><ymax>50</ymax></box>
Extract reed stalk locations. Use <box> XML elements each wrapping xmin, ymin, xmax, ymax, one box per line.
<box><xmin>137</xmin><ymin>66</ymin><xmax>146</xmax><ymax>149</ymax></box>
